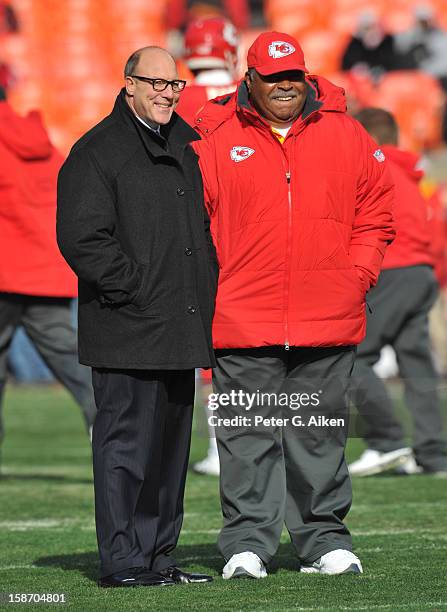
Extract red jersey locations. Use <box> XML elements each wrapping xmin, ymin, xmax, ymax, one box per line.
<box><xmin>176</xmin><ymin>73</ymin><xmax>237</xmax><ymax>127</ymax></box>
<box><xmin>380</xmin><ymin>145</ymin><xmax>433</xmax><ymax>271</ymax></box>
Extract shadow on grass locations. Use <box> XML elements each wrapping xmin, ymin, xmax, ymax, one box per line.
<box><xmin>35</xmin><ymin>543</ymin><xmax>300</xmax><ymax>583</ymax></box>
<box><xmin>35</xmin><ymin>551</ymin><xmax>99</xmax><ymax>582</ymax></box>
<box><xmin>34</xmin><ymin>545</ymin><xmax>222</xmax><ymax>583</ymax></box>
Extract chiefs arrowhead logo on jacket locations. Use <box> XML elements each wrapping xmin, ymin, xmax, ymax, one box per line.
<box><xmin>230</xmin><ymin>146</ymin><xmax>255</xmax><ymax>163</ymax></box>
<box><xmin>268</xmin><ymin>41</ymin><xmax>296</xmax><ymax>59</ymax></box>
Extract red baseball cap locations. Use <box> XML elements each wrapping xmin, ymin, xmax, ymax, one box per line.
<box><xmin>247</xmin><ymin>31</ymin><xmax>308</xmax><ymax>76</ymax></box>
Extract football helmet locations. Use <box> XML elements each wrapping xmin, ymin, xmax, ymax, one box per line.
<box><xmin>184</xmin><ymin>17</ymin><xmax>239</xmax><ymax>72</ymax></box>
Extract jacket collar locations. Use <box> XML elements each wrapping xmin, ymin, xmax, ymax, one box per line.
<box><xmin>301</xmin><ymin>81</ymin><xmax>323</xmax><ymax>120</ymax></box>
<box><xmin>381</xmin><ymin>144</ymin><xmax>424</xmax><ymax>182</ymax></box>
<box><xmin>112</xmin><ymin>88</ymin><xmax>200</xmax><ymax>161</ymax></box>
<box><xmin>195</xmin><ymin>75</ymin><xmax>345</xmax><ymax>137</ymax></box>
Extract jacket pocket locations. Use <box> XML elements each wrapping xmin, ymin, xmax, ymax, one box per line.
<box><xmin>128</xmin><ymin>263</ymin><xmax>159</xmax><ymax>316</ymax></box>
<box><xmin>352</xmin><ymin>266</ymin><xmax>370</xmax><ymax>294</ymax></box>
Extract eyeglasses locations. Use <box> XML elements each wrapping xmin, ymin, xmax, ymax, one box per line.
<box><xmin>130</xmin><ymin>75</ymin><xmax>186</xmax><ymax>92</ymax></box>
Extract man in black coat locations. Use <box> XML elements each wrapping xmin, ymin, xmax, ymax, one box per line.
<box><xmin>57</xmin><ymin>47</ymin><xmax>217</xmax><ymax>588</ymax></box>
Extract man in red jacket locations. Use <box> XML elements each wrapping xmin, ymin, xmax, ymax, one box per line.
<box><xmin>0</xmin><ymin>88</ymin><xmax>96</xmax><ymax>447</ymax></box>
<box><xmin>349</xmin><ymin>107</ymin><xmax>447</xmax><ymax>477</ymax></box>
<box><xmin>193</xmin><ymin>32</ymin><xmax>395</xmax><ymax>578</ymax></box>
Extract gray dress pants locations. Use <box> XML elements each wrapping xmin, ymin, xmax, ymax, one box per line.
<box><xmin>0</xmin><ymin>293</ymin><xmax>96</xmax><ymax>440</ymax></box>
<box><xmin>213</xmin><ymin>346</ymin><xmax>355</xmax><ymax>565</ymax></box>
<box><xmin>350</xmin><ymin>265</ymin><xmax>446</xmax><ymax>471</ymax></box>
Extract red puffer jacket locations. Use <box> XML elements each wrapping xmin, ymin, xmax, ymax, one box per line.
<box><xmin>193</xmin><ymin>77</ymin><xmax>395</xmax><ymax>349</ymax></box>
<box><xmin>0</xmin><ymin>101</ymin><xmax>76</xmax><ymax>297</ymax></box>
<box><xmin>380</xmin><ymin>145</ymin><xmax>433</xmax><ymax>271</ymax></box>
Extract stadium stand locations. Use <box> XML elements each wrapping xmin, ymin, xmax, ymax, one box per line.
<box><xmin>300</xmin><ymin>29</ymin><xmax>349</xmax><ymax>75</ymax></box>
<box><xmin>264</xmin><ymin>0</ymin><xmax>330</xmax><ymax>37</ymax></box>
<box><xmin>377</xmin><ymin>70</ymin><xmax>445</xmax><ymax>151</ymax></box>
<box><xmin>1</xmin><ymin>0</ymin><xmax>447</xmax><ymax>154</ymax></box>
<box><xmin>4</xmin><ymin>0</ymin><xmax>168</xmax><ymax>154</ymax></box>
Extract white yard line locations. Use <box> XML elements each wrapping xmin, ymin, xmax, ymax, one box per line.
<box><xmin>351</xmin><ymin>528</ymin><xmax>424</xmax><ymax>536</ymax></box>
<box><xmin>1</xmin><ymin>465</ymin><xmax>91</xmax><ymax>475</ymax></box>
<box><xmin>0</xmin><ymin>519</ymin><xmax>90</xmax><ymax>530</ymax></box>
<box><xmin>0</xmin><ymin>564</ymin><xmax>38</xmax><ymax>571</ymax></box>
<box><xmin>0</xmin><ymin>521</ymin><xmax>445</xmax><ymax>542</ymax></box>
<box><xmin>351</xmin><ymin>501</ymin><xmax>447</xmax><ymax>511</ymax></box>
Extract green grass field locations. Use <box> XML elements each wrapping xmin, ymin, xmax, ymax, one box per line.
<box><xmin>0</xmin><ymin>383</ymin><xmax>446</xmax><ymax>611</ymax></box>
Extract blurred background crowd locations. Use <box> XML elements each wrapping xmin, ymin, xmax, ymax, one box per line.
<box><xmin>0</xmin><ymin>0</ymin><xmax>446</xmax><ymax>395</ymax></box>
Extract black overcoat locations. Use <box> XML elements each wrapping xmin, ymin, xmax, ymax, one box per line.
<box><xmin>57</xmin><ymin>89</ymin><xmax>217</xmax><ymax>369</ymax></box>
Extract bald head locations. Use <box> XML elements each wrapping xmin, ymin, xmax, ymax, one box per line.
<box><xmin>124</xmin><ymin>46</ymin><xmax>181</xmax><ymax>127</ymax></box>
<box><xmin>124</xmin><ymin>46</ymin><xmax>176</xmax><ymax>78</ymax></box>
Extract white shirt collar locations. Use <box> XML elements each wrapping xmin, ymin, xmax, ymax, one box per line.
<box><xmin>134</xmin><ymin>111</ymin><xmax>161</xmax><ymax>134</ymax></box>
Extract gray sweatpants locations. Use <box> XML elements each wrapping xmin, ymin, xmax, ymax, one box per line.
<box><xmin>0</xmin><ymin>293</ymin><xmax>96</xmax><ymax>440</ymax></box>
<box><xmin>213</xmin><ymin>346</ymin><xmax>355</xmax><ymax>565</ymax></box>
<box><xmin>350</xmin><ymin>265</ymin><xmax>446</xmax><ymax>471</ymax></box>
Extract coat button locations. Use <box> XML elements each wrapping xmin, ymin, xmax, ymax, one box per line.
<box><xmin>185</xmin><ymin>247</ymin><xmax>192</xmax><ymax>256</ymax></box>
<box><xmin>187</xmin><ymin>305</ymin><xmax>196</xmax><ymax>314</ymax></box>
<box><xmin>177</xmin><ymin>187</ymin><xmax>185</xmax><ymax>196</ymax></box>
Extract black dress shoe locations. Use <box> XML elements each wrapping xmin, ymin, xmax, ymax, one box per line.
<box><xmin>99</xmin><ymin>567</ymin><xmax>175</xmax><ymax>588</ymax></box>
<box><xmin>159</xmin><ymin>566</ymin><xmax>213</xmax><ymax>584</ymax></box>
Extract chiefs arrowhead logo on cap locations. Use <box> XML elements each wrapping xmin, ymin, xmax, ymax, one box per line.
<box><xmin>268</xmin><ymin>41</ymin><xmax>296</xmax><ymax>59</ymax></box>
<box><xmin>247</xmin><ymin>31</ymin><xmax>307</xmax><ymax>75</ymax></box>
<box><xmin>230</xmin><ymin>146</ymin><xmax>255</xmax><ymax>163</ymax></box>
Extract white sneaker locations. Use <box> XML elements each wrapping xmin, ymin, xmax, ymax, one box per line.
<box><xmin>222</xmin><ymin>552</ymin><xmax>267</xmax><ymax>579</ymax></box>
<box><xmin>394</xmin><ymin>453</ymin><xmax>423</xmax><ymax>475</ymax></box>
<box><xmin>301</xmin><ymin>549</ymin><xmax>363</xmax><ymax>575</ymax></box>
<box><xmin>348</xmin><ymin>447</ymin><xmax>412</xmax><ymax>476</ymax></box>
<box><xmin>192</xmin><ymin>453</ymin><xmax>220</xmax><ymax>476</ymax></box>
<box><xmin>373</xmin><ymin>345</ymin><xmax>398</xmax><ymax>379</ymax></box>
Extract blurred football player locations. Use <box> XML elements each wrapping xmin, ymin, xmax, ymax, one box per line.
<box><xmin>176</xmin><ymin>16</ymin><xmax>239</xmax><ymax>127</ymax></box>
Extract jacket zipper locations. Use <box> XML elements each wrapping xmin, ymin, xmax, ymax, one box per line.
<box><xmin>284</xmin><ymin>170</ymin><xmax>292</xmax><ymax>350</ymax></box>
